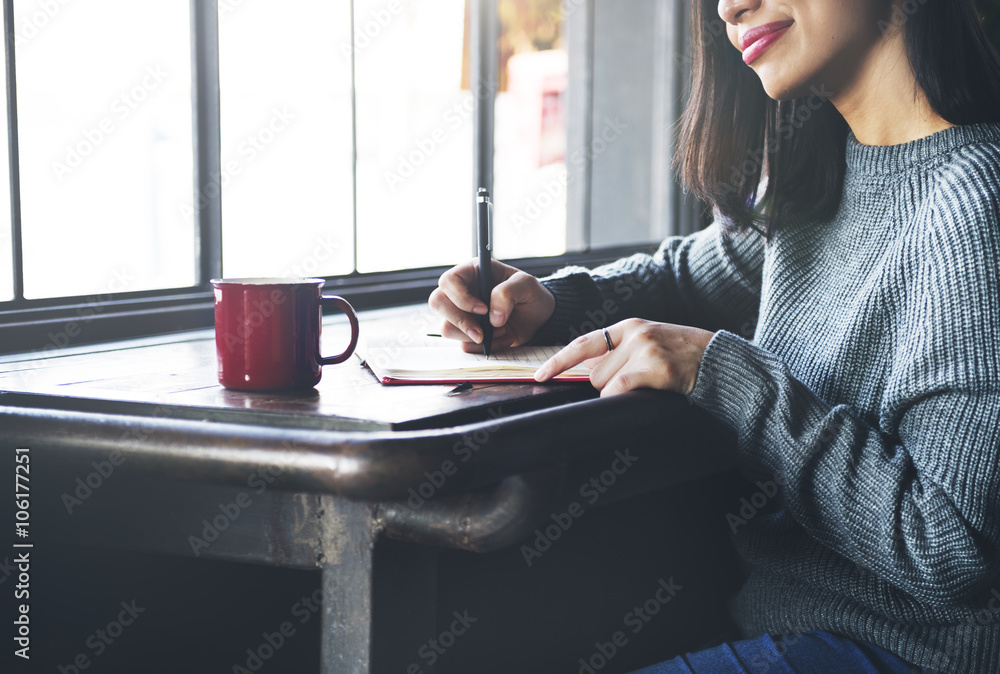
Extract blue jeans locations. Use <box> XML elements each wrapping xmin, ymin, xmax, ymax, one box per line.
<box><xmin>628</xmin><ymin>630</ymin><xmax>930</xmax><ymax>673</ymax></box>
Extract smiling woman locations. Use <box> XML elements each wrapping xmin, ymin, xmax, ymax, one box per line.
<box><xmin>431</xmin><ymin>0</ymin><xmax>1000</xmax><ymax>672</ymax></box>
<box><xmin>678</xmin><ymin>0</ymin><xmax>1000</xmax><ymax>238</ymax></box>
<box><xmin>735</xmin><ymin>19</ymin><xmax>793</xmax><ymax>67</ymax></box>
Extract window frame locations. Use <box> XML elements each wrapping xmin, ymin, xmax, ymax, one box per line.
<box><xmin>0</xmin><ymin>0</ymin><xmax>694</xmax><ymax>357</ymax></box>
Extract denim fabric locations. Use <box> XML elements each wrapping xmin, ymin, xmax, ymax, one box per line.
<box><xmin>628</xmin><ymin>631</ymin><xmax>930</xmax><ymax>674</ymax></box>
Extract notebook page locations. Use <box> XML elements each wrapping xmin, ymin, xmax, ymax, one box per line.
<box><xmin>360</xmin><ymin>335</ymin><xmax>591</xmax><ymax>378</ymax></box>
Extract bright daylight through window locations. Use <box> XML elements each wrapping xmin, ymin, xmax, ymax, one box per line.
<box><xmin>219</xmin><ymin>0</ymin><xmax>355</xmax><ymax>279</ymax></box>
<box><xmin>14</xmin><ymin>0</ymin><xmax>194</xmax><ymax>300</ymax></box>
<box><xmin>0</xmin><ymin>0</ymin><xmax>569</xmax><ymax>305</ymax></box>
<box><xmin>0</xmin><ymin>24</ymin><xmax>10</xmax><ymax>303</ymax></box>
<box><xmin>353</xmin><ymin>0</ymin><xmax>568</xmax><ymax>273</ymax></box>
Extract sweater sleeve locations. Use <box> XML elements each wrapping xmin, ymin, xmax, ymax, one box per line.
<box><xmin>528</xmin><ymin>221</ymin><xmax>765</xmax><ymax>346</ymax></box>
<box><xmin>687</xmin><ymin>179</ymin><xmax>1000</xmax><ymax>605</ymax></box>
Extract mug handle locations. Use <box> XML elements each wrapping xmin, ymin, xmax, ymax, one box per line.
<box><xmin>318</xmin><ymin>295</ymin><xmax>360</xmax><ymax>365</ymax></box>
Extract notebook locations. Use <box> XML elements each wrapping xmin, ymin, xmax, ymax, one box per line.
<box><xmin>358</xmin><ymin>333</ymin><xmax>592</xmax><ymax>384</ymax></box>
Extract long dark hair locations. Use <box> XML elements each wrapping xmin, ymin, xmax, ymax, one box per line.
<box><xmin>677</xmin><ymin>0</ymin><xmax>1000</xmax><ymax>239</ymax></box>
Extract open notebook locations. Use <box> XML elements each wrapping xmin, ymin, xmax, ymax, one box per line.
<box><xmin>358</xmin><ymin>333</ymin><xmax>592</xmax><ymax>384</ymax></box>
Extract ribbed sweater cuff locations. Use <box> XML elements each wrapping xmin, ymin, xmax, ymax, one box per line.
<box><xmin>528</xmin><ymin>272</ymin><xmax>605</xmax><ymax>346</ymax></box>
<box><xmin>687</xmin><ymin>329</ymin><xmax>771</xmax><ymax>431</ymax></box>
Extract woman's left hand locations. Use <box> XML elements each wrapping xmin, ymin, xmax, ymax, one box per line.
<box><xmin>533</xmin><ymin>318</ymin><xmax>715</xmax><ymax>397</ymax></box>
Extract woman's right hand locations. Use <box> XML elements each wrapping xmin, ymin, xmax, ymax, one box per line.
<box><xmin>429</xmin><ymin>258</ymin><xmax>556</xmax><ymax>353</ymax></box>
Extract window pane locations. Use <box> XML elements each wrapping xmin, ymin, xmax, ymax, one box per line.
<box><xmin>0</xmin><ymin>25</ymin><xmax>11</xmax><ymax>302</ymax></box>
<box><xmin>494</xmin><ymin>0</ymin><xmax>567</xmax><ymax>260</ymax></box>
<box><xmin>15</xmin><ymin>0</ymin><xmax>194</xmax><ymax>300</ymax></box>
<box><xmin>219</xmin><ymin>0</ymin><xmax>354</xmax><ymax>279</ymax></box>
<box><xmin>354</xmin><ymin>0</ymin><xmax>472</xmax><ymax>273</ymax></box>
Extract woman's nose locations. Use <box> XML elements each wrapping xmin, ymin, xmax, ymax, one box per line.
<box><xmin>718</xmin><ymin>0</ymin><xmax>761</xmax><ymax>24</ymax></box>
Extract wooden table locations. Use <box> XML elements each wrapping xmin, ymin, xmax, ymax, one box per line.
<box><xmin>0</xmin><ymin>304</ymin><xmax>736</xmax><ymax>673</ymax></box>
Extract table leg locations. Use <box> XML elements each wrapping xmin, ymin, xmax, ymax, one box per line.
<box><xmin>319</xmin><ymin>495</ymin><xmax>376</xmax><ymax>673</ymax></box>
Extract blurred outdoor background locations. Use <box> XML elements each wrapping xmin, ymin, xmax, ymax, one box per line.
<box><xmin>3</xmin><ymin>0</ymin><xmax>999</xmax><ymax>300</ymax></box>
<box><xmin>5</xmin><ymin>0</ymin><xmax>568</xmax><ymax>299</ymax></box>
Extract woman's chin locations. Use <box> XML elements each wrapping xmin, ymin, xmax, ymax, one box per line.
<box><xmin>757</xmin><ymin>74</ymin><xmax>815</xmax><ymax>102</ymax></box>
<box><xmin>748</xmin><ymin>59</ymin><xmax>814</xmax><ymax>100</ymax></box>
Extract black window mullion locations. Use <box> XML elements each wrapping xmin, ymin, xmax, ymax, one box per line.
<box><xmin>3</xmin><ymin>0</ymin><xmax>23</xmax><ymax>302</ymax></box>
<box><xmin>192</xmin><ymin>0</ymin><xmax>223</xmax><ymax>285</ymax></box>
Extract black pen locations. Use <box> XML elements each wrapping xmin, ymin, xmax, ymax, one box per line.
<box><xmin>476</xmin><ymin>188</ymin><xmax>494</xmax><ymax>358</ymax></box>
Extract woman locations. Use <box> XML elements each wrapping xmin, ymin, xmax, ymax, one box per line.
<box><xmin>430</xmin><ymin>0</ymin><xmax>1000</xmax><ymax>671</ymax></box>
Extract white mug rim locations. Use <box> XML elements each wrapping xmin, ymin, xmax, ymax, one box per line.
<box><xmin>210</xmin><ymin>277</ymin><xmax>325</xmax><ymax>286</ymax></box>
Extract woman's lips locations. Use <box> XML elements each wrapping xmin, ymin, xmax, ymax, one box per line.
<box><xmin>740</xmin><ymin>20</ymin><xmax>794</xmax><ymax>65</ymax></box>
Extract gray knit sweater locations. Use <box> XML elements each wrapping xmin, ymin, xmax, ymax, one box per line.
<box><xmin>530</xmin><ymin>124</ymin><xmax>1000</xmax><ymax>673</ymax></box>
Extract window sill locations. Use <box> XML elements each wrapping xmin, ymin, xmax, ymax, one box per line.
<box><xmin>0</xmin><ymin>245</ymin><xmax>652</xmax><ymax>356</ymax></box>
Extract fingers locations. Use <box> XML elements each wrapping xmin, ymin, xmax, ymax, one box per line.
<box><xmin>429</xmin><ymin>287</ymin><xmax>484</xmax><ymax>343</ymax></box>
<box><xmin>438</xmin><ymin>257</ymin><xmax>521</xmax><ymax>317</ymax></box>
<box><xmin>534</xmin><ymin>327</ymin><xmax>616</xmax><ymax>382</ymax></box>
<box><xmin>437</xmin><ymin>260</ymin><xmax>489</xmax><ymax>315</ymax></box>
<box><xmin>432</xmin><ymin>259</ymin><xmax>541</xmax><ymax>346</ymax></box>
<box><xmin>488</xmin><ymin>270</ymin><xmax>536</xmax><ymax>327</ymax></box>
<box><xmin>585</xmin><ymin>320</ymin><xmax>661</xmax><ymax>395</ymax></box>
<box><xmin>439</xmin><ymin>320</ymin><xmax>471</xmax><ymax>342</ymax></box>
<box><xmin>537</xmin><ymin>320</ymin><xmax>713</xmax><ymax>396</ymax></box>
<box><xmin>590</xmin><ymin>354</ymin><xmax>650</xmax><ymax>398</ymax></box>
<box><xmin>441</xmin><ymin>320</ymin><xmax>507</xmax><ymax>345</ymax></box>
<box><xmin>430</xmin><ymin>258</ymin><xmax>489</xmax><ymax>343</ymax></box>
<box><xmin>459</xmin><ymin>330</ymin><xmax>515</xmax><ymax>353</ymax></box>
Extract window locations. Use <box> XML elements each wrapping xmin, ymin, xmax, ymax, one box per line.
<box><xmin>218</xmin><ymin>0</ymin><xmax>354</xmax><ymax>279</ymax></box>
<box><xmin>353</xmin><ymin>0</ymin><xmax>473</xmax><ymax>273</ymax></box>
<box><xmin>0</xmin><ymin>18</ymin><xmax>10</xmax><ymax>303</ymax></box>
<box><xmin>0</xmin><ymin>0</ymin><xmax>693</xmax><ymax>354</ymax></box>
<box><xmin>494</xmin><ymin>0</ymin><xmax>568</xmax><ymax>260</ymax></box>
<box><xmin>14</xmin><ymin>0</ymin><xmax>194</xmax><ymax>300</ymax></box>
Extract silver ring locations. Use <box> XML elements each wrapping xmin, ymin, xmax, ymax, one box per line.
<box><xmin>603</xmin><ymin>328</ymin><xmax>614</xmax><ymax>352</ymax></box>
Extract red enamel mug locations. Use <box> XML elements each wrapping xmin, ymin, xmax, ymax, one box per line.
<box><xmin>211</xmin><ymin>278</ymin><xmax>360</xmax><ymax>391</ymax></box>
